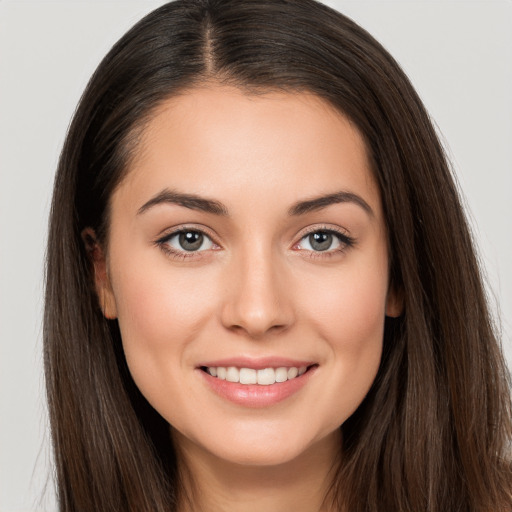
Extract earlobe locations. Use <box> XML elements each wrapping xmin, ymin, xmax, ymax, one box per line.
<box><xmin>81</xmin><ymin>228</ymin><xmax>118</xmax><ymax>320</ymax></box>
<box><xmin>385</xmin><ymin>285</ymin><xmax>404</xmax><ymax>318</ymax></box>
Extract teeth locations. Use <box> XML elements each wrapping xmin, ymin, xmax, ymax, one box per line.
<box><xmin>257</xmin><ymin>368</ymin><xmax>275</xmax><ymax>385</ymax></box>
<box><xmin>275</xmin><ymin>367</ymin><xmax>288</xmax><ymax>382</ymax></box>
<box><xmin>226</xmin><ymin>367</ymin><xmax>239</xmax><ymax>383</ymax></box>
<box><xmin>287</xmin><ymin>367</ymin><xmax>298</xmax><ymax>379</ymax></box>
<box><xmin>239</xmin><ymin>368</ymin><xmax>257</xmax><ymax>384</ymax></box>
<box><xmin>205</xmin><ymin>365</ymin><xmax>309</xmax><ymax>385</ymax></box>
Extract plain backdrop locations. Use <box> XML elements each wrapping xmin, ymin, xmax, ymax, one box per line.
<box><xmin>0</xmin><ymin>1</ymin><xmax>511</xmax><ymax>510</ymax></box>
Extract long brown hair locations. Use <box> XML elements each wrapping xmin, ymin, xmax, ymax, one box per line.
<box><xmin>44</xmin><ymin>0</ymin><xmax>512</xmax><ymax>510</ymax></box>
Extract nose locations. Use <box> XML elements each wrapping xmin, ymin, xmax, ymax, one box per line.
<box><xmin>220</xmin><ymin>245</ymin><xmax>295</xmax><ymax>339</ymax></box>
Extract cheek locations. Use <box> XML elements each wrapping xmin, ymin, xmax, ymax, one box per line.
<box><xmin>295</xmin><ymin>253</ymin><xmax>388</xmax><ymax>422</ymax></box>
<box><xmin>313</xmin><ymin>269</ymin><xmax>386</xmax><ymax>364</ymax></box>
<box><xmin>300</xmin><ymin>258</ymin><xmax>389</xmax><ymax>349</ymax></box>
<box><xmin>110</xmin><ymin>259</ymin><xmax>216</xmax><ymax>401</ymax></box>
<box><xmin>114</xmin><ymin>253</ymin><xmax>214</xmax><ymax>336</ymax></box>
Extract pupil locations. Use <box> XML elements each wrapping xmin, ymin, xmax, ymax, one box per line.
<box><xmin>309</xmin><ymin>232</ymin><xmax>332</xmax><ymax>251</ymax></box>
<box><xmin>179</xmin><ymin>231</ymin><xmax>203</xmax><ymax>251</ymax></box>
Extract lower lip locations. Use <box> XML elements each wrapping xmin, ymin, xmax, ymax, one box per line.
<box><xmin>198</xmin><ymin>366</ymin><xmax>317</xmax><ymax>408</ymax></box>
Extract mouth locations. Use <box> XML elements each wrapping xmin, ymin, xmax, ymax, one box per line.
<box><xmin>197</xmin><ymin>357</ymin><xmax>318</xmax><ymax>407</ymax></box>
<box><xmin>199</xmin><ymin>364</ymin><xmax>316</xmax><ymax>385</ymax></box>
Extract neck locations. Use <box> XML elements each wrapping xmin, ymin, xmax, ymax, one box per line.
<box><xmin>173</xmin><ymin>429</ymin><xmax>342</xmax><ymax>512</ymax></box>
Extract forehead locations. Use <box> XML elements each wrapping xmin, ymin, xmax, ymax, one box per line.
<box><xmin>114</xmin><ymin>85</ymin><xmax>381</xmax><ymax>217</ymax></box>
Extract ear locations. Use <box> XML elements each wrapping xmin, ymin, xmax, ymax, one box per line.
<box><xmin>81</xmin><ymin>228</ymin><xmax>118</xmax><ymax>320</ymax></box>
<box><xmin>385</xmin><ymin>283</ymin><xmax>403</xmax><ymax>318</ymax></box>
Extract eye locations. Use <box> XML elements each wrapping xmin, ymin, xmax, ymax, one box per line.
<box><xmin>296</xmin><ymin>229</ymin><xmax>355</xmax><ymax>254</ymax></box>
<box><xmin>158</xmin><ymin>229</ymin><xmax>216</xmax><ymax>254</ymax></box>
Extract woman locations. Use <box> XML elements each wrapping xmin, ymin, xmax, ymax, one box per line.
<box><xmin>44</xmin><ymin>0</ymin><xmax>512</xmax><ymax>510</ymax></box>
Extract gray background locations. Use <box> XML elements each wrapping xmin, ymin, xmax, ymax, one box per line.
<box><xmin>1</xmin><ymin>1</ymin><xmax>511</xmax><ymax>510</ymax></box>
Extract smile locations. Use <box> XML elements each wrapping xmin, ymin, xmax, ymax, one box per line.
<box><xmin>198</xmin><ymin>363</ymin><xmax>318</xmax><ymax>407</ymax></box>
<box><xmin>202</xmin><ymin>365</ymin><xmax>309</xmax><ymax>385</ymax></box>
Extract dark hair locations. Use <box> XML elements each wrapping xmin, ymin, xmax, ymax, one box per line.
<box><xmin>44</xmin><ymin>0</ymin><xmax>512</xmax><ymax>510</ymax></box>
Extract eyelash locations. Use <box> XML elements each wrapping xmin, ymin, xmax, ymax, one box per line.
<box><xmin>296</xmin><ymin>226</ymin><xmax>356</xmax><ymax>259</ymax></box>
<box><xmin>155</xmin><ymin>225</ymin><xmax>219</xmax><ymax>261</ymax></box>
<box><xmin>155</xmin><ymin>225</ymin><xmax>356</xmax><ymax>261</ymax></box>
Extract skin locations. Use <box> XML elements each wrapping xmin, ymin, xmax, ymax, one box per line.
<box><xmin>91</xmin><ymin>85</ymin><xmax>401</xmax><ymax>512</ymax></box>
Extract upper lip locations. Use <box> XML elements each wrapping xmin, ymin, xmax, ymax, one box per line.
<box><xmin>197</xmin><ymin>357</ymin><xmax>316</xmax><ymax>370</ymax></box>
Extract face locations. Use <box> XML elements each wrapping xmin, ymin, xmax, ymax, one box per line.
<box><xmin>94</xmin><ymin>85</ymin><xmax>400</xmax><ymax>467</ymax></box>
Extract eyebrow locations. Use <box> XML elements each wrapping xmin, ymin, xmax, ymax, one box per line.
<box><xmin>288</xmin><ymin>191</ymin><xmax>374</xmax><ymax>217</ymax></box>
<box><xmin>137</xmin><ymin>188</ymin><xmax>373</xmax><ymax>218</ymax></box>
<box><xmin>137</xmin><ymin>189</ymin><xmax>229</xmax><ymax>216</ymax></box>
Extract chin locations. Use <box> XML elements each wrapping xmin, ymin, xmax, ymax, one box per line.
<box><xmin>214</xmin><ymin>442</ymin><xmax>306</xmax><ymax>467</ymax></box>
<box><xmin>182</xmin><ymin>421</ymin><xmax>339</xmax><ymax>469</ymax></box>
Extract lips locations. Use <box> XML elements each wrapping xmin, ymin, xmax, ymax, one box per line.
<box><xmin>197</xmin><ymin>358</ymin><xmax>318</xmax><ymax>407</ymax></box>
